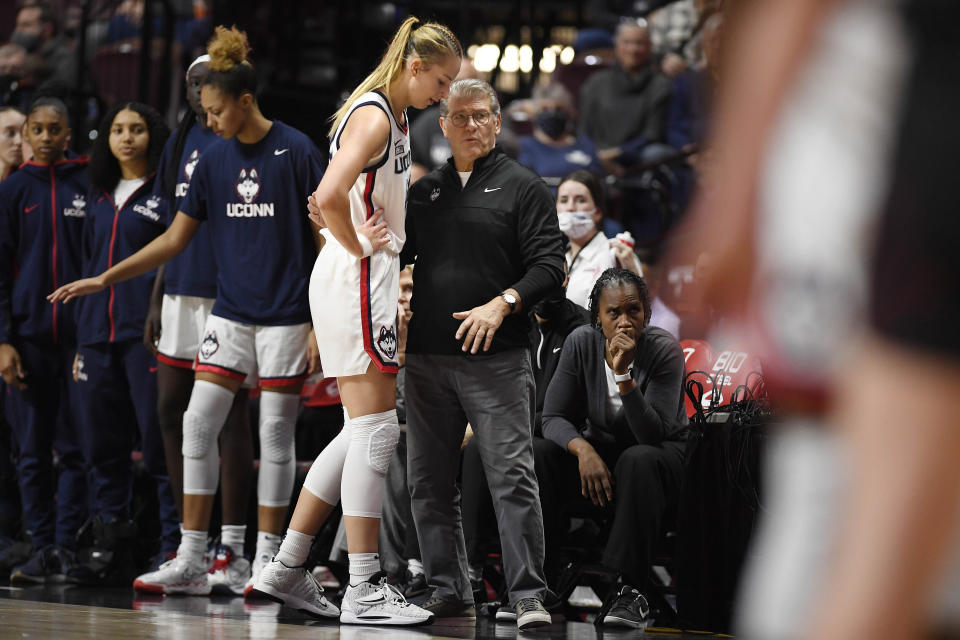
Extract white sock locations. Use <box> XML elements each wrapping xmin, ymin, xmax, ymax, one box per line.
<box><xmin>407</xmin><ymin>558</ymin><xmax>424</xmax><ymax>577</ymax></box>
<box><xmin>178</xmin><ymin>529</ymin><xmax>207</xmax><ymax>564</ymax></box>
<box><xmin>275</xmin><ymin>529</ymin><xmax>314</xmax><ymax>567</ymax></box>
<box><xmin>349</xmin><ymin>552</ymin><xmax>381</xmax><ymax>586</ymax></box>
<box><xmin>256</xmin><ymin>531</ymin><xmax>282</xmax><ymax>558</ymax></box>
<box><xmin>221</xmin><ymin>524</ymin><xmax>246</xmax><ymax>556</ymax></box>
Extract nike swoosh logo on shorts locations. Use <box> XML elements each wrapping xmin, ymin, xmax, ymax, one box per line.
<box><xmin>553</xmin><ymin>347</ymin><xmax>561</xmax><ymax>353</ymax></box>
<box><xmin>274</xmin><ymin>148</ymin><xmax>288</xmax><ymax>156</ymax></box>
<box><xmin>484</xmin><ymin>187</ymin><xmax>501</xmax><ymax>192</ymax></box>
<box><xmin>25</xmin><ymin>203</ymin><xmax>39</xmax><ymax>213</ymax></box>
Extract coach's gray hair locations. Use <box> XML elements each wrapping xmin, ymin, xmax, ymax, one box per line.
<box><xmin>440</xmin><ymin>79</ymin><xmax>500</xmax><ymax>117</ymax></box>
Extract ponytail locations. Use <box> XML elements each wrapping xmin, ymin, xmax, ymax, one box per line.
<box><xmin>328</xmin><ymin>17</ymin><xmax>461</xmax><ymax>138</ymax></box>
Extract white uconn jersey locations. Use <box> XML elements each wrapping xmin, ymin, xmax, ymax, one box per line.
<box><xmin>330</xmin><ymin>90</ymin><xmax>411</xmax><ymax>253</ymax></box>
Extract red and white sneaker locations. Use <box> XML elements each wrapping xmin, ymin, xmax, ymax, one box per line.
<box><xmin>133</xmin><ymin>554</ymin><xmax>211</xmax><ymax>595</ymax></box>
<box><xmin>208</xmin><ymin>545</ymin><xmax>251</xmax><ymax>596</ymax></box>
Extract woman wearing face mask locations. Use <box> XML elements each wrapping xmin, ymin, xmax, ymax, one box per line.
<box><xmin>557</xmin><ymin>170</ymin><xmax>641</xmax><ymax>309</ymax></box>
<box><xmin>0</xmin><ymin>107</ymin><xmax>25</xmax><ymax>181</ymax></box>
<box><xmin>518</xmin><ymin>84</ymin><xmax>602</xmax><ymax>182</ymax></box>
<box><xmin>70</xmin><ymin>102</ymin><xmax>178</xmax><ymax>583</ymax></box>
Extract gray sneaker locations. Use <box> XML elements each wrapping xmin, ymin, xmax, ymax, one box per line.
<box><xmin>421</xmin><ymin>593</ymin><xmax>476</xmax><ymax>623</ymax></box>
<box><xmin>340</xmin><ymin>573</ymin><xmax>435</xmax><ymax>626</ymax></box>
<box><xmin>516</xmin><ymin>597</ymin><xmax>551</xmax><ymax>629</ymax></box>
<box><xmin>251</xmin><ymin>559</ymin><xmax>340</xmax><ymax>619</ymax></box>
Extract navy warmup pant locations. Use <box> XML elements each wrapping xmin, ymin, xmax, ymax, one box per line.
<box><xmin>75</xmin><ymin>340</ymin><xmax>179</xmax><ymax>552</ymax></box>
<box><xmin>4</xmin><ymin>339</ymin><xmax>87</xmax><ymax>550</ymax></box>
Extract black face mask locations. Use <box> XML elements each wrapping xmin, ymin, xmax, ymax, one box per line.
<box><xmin>535</xmin><ymin>109</ymin><xmax>569</xmax><ymax>140</ymax></box>
<box><xmin>10</xmin><ymin>30</ymin><xmax>41</xmax><ymax>53</ymax></box>
<box><xmin>532</xmin><ymin>294</ymin><xmax>566</xmax><ymax>322</ymax></box>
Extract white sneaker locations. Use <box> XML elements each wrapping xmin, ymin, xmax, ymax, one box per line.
<box><xmin>251</xmin><ymin>559</ymin><xmax>340</xmax><ymax>619</ymax></box>
<box><xmin>133</xmin><ymin>554</ymin><xmax>211</xmax><ymax>595</ymax></box>
<box><xmin>243</xmin><ymin>549</ymin><xmax>273</xmax><ymax>597</ymax></box>
<box><xmin>207</xmin><ymin>545</ymin><xmax>251</xmax><ymax>596</ymax></box>
<box><xmin>340</xmin><ymin>574</ymin><xmax>435</xmax><ymax>626</ymax></box>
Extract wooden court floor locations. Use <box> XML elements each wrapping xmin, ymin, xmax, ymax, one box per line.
<box><xmin>0</xmin><ymin>585</ymin><xmax>727</xmax><ymax>639</ymax></box>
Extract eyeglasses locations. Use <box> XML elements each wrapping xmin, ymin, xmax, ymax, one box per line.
<box><xmin>445</xmin><ymin>110</ymin><xmax>494</xmax><ymax>128</ymax></box>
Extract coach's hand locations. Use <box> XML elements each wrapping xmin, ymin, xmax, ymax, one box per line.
<box><xmin>453</xmin><ymin>294</ymin><xmax>513</xmax><ymax>354</ymax></box>
<box><xmin>0</xmin><ymin>343</ymin><xmax>26</xmax><ymax>390</ymax></box>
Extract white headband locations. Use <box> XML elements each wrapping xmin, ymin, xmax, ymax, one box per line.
<box><xmin>187</xmin><ymin>54</ymin><xmax>210</xmax><ymax>74</ymax></box>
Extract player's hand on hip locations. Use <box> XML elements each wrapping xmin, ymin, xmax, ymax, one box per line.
<box><xmin>355</xmin><ymin>209</ymin><xmax>391</xmax><ymax>254</ymax></box>
<box><xmin>307</xmin><ymin>192</ymin><xmax>326</xmax><ymax>228</ymax></box>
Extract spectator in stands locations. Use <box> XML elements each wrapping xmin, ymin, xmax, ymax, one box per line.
<box><xmin>517</xmin><ymin>83</ymin><xmax>603</xmax><ymax>185</ymax></box>
<box><xmin>666</xmin><ymin>11</ymin><xmax>722</xmax><ymax>154</ymax></box>
<box><xmin>401</xmin><ymin>78</ymin><xmax>563</xmax><ymax>629</ymax></box>
<box><xmin>9</xmin><ymin>3</ymin><xmax>75</xmax><ymax>88</ymax></box>
<box><xmin>578</xmin><ymin>19</ymin><xmax>673</xmax><ymax>176</ymax></box>
<box><xmin>0</xmin><ymin>106</ymin><xmax>24</xmax><ymax>179</ymax></box>
<box><xmin>70</xmin><ymin>102</ymin><xmax>176</xmax><ymax>584</ymax></box>
<box><xmin>0</xmin><ymin>95</ymin><xmax>88</xmax><ymax>583</ymax></box>
<box><xmin>0</xmin><ymin>43</ymin><xmax>38</xmax><ymax>112</ymax></box>
<box><xmin>537</xmin><ymin>267</ymin><xmax>687</xmax><ymax>628</ymax></box>
<box><xmin>409</xmin><ymin>59</ymin><xmax>479</xmax><ymax>182</ymax></box>
<box><xmin>558</xmin><ymin>170</ymin><xmax>640</xmax><ymax>309</ymax></box>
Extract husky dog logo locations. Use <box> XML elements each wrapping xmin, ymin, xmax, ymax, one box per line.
<box><xmin>430</xmin><ymin>187</ymin><xmax>440</xmax><ymax>201</ymax></box>
<box><xmin>199</xmin><ymin>330</ymin><xmax>220</xmax><ymax>359</ymax></box>
<box><xmin>75</xmin><ymin>353</ymin><xmax>88</xmax><ymax>382</ymax></box>
<box><xmin>235</xmin><ymin>168</ymin><xmax>261</xmax><ymax>204</ymax></box>
<box><xmin>134</xmin><ymin>194</ymin><xmax>163</xmax><ymax>221</ymax></box>
<box><xmin>63</xmin><ymin>193</ymin><xmax>86</xmax><ymax>217</ymax></box>
<box><xmin>184</xmin><ymin>149</ymin><xmax>200</xmax><ymax>181</ymax></box>
<box><xmin>145</xmin><ymin>195</ymin><xmax>160</xmax><ymax>210</ymax></box>
<box><xmin>376</xmin><ymin>325</ymin><xmax>397</xmax><ymax>360</ymax></box>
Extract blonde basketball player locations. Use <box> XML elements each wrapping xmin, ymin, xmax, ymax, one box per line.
<box><xmin>251</xmin><ymin>17</ymin><xmax>461</xmax><ymax>625</ymax></box>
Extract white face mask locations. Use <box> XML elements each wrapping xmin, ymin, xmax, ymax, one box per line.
<box><xmin>558</xmin><ymin>209</ymin><xmax>597</xmax><ymax>239</ymax></box>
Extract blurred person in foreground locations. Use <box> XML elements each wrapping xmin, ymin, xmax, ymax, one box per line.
<box><xmin>676</xmin><ymin>0</ymin><xmax>960</xmax><ymax>638</ymax></box>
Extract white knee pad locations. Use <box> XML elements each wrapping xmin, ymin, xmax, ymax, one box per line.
<box><xmin>340</xmin><ymin>409</ymin><xmax>398</xmax><ymax>518</ymax></box>
<box><xmin>350</xmin><ymin>409</ymin><xmax>400</xmax><ymax>474</ymax></box>
<box><xmin>257</xmin><ymin>416</ymin><xmax>296</xmax><ymax>507</ymax></box>
<box><xmin>182</xmin><ymin>410</ymin><xmax>220</xmax><ymax>495</ymax></box>
<box><xmin>257</xmin><ymin>392</ymin><xmax>299</xmax><ymax>507</ymax></box>
<box><xmin>302</xmin><ymin>423</ymin><xmax>351</xmax><ymax>505</ymax></box>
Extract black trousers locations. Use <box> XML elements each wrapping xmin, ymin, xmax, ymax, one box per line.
<box><xmin>532</xmin><ymin>436</ymin><xmax>685</xmax><ymax>589</ymax></box>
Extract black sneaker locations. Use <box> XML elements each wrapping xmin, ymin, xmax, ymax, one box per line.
<box><xmin>420</xmin><ymin>593</ymin><xmax>476</xmax><ymax>622</ymax></box>
<box><xmin>402</xmin><ymin>570</ymin><xmax>428</xmax><ymax>599</ymax></box>
<box><xmin>516</xmin><ymin>597</ymin><xmax>551</xmax><ymax>629</ymax></box>
<box><xmin>601</xmin><ymin>585</ymin><xmax>650</xmax><ymax>628</ymax></box>
<box><xmin>10</xmin><ymin>545</ymin><xmax>63</xmax><ymax>584</ymax></box>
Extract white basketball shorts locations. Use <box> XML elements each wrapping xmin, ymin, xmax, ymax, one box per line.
<box><xmin>195</xmin><ymin>314</ymin><xmax>311</xmax><ymax>389</ymax></box>
<box><xmin>309</xmin><ymin>231</ymin><xmax>399</xmax><ymax>378</ymax></box>
<box><xmin>156</xmin><ymin>294</ymin><xmax>215</xmax><ymax>370</ymax></box>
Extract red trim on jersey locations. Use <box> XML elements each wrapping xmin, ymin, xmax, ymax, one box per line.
<box><xmin>157</xmin><ymin>352</ymin><xmax>195</xmax><ymax>370</ymax></box>
<box><xmin>195</xmin><ymin>363</ymin><xmax>247</xmax><ymax>381</ymax></box>
<box><xmin>49</xmin><ymin>167</ymin><xmax>58</xmax><ymax>343</ymax></box>
<box><xmin>106</xmin><ymin>209</ymin><xmax>120</xmax><ymax>342</ymax></box>
<box><xmin>358</xmin><ymin>172</ymin><xmax>398</xmax><ymax>374</ymax></box>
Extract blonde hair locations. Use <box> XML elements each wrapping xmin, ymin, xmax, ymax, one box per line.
<box><xmin>328</xmin><ymin>17</ymin><xmax>461</xmax><ymax>138</ymax></box>
<box><xmin>207</xmin><ymin>25</ymin><xmax>251</xmax><ymax>72</ymax></box>
<box><xmin>204</xmin><ymin>25</ymin><xmax>257</xmax><ymax>98</ymax></box>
